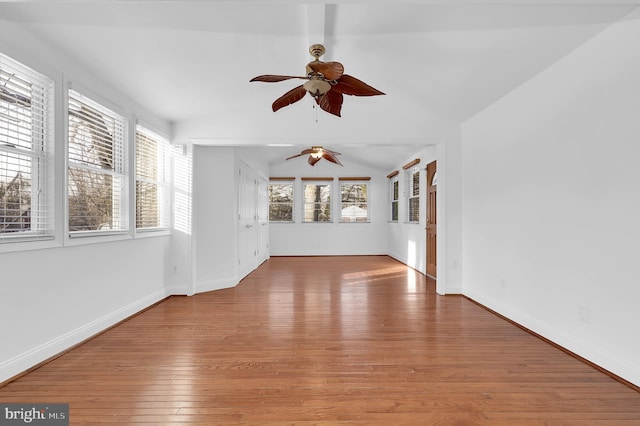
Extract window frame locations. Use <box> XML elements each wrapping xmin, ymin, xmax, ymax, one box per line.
<box><xmin>268</xmin><ymin>177</ymin><xmax>295</xmax><ymax>223</ymax></box>
<box><xmin>66</xmin><ymin>88</ymin><xmax>129</xmax><ymax>238</ymax></box>
<box><xmin>403</xmin><ymin>159</ymin><xmax>421</xmax><ymax>224</ymax></box>
<box><xmin>0</xmin><ymin>52</ymin><xmax>55</xmax><ymax>247</ymax></box>
<box><xmin>135</xmin><ymin>124</ymin><xmax>170</xmax><ymax>234</ymax></box>
<box><xmin>301</xmin><ymin>177</ymin><xmax>333</xmax><ymax>223</ymax></box>
<box><xmin>387</xmin><ymin>171</ymin><xmax>399</xmax><ymax>223</ymax></box>
<box><xmin>339</xmin><ymin>177</ymin><xmax>370</xmax><ymax>223</ymax></box>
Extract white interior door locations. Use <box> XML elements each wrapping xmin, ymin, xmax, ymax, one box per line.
<box><xmin>238</xmin><ymin>162</ymin><xmax>258</xmax><ymax>279</ymax></box>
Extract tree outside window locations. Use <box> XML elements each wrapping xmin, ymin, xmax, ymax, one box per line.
<box><xmin>303</xmin><ymin>182</ymin><xmax>331</xmax><ymax>222</ymax></box>
<box><xmin>67</xmin><ymin>90</ymin><xmax>127</xmax><ymax>234</ymax></box>
<box><xmin>268</xmin><ymin>181</ymin><xmax>294</xmax><ymax>222</ymax></box>
<box><xmin>1</xmin><ymin>53</ymin><xmax>53</xmax><ymax>240</ymax></box>
<box><xmin>340</xmin><ymin>182</ymin><xmax>369</xmax><ymax>222</ymax></box>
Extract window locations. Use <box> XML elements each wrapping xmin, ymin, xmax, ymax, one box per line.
<box><xmin>1</xmin><ymin>53</ymin><xmax>54</xmax><ymax>242</ymax></box>
<box><xmin>403</xmin><ymin>159</ymin><xmax>420</xmax><ymax>223</ymax></box>
<box><xmin>68</xmin><ymin>89</ymin><xmax>128</xmax><ymax>234</ymax></box>
<box><xmin>268</xmin><ymin>178</ymin><xmax>294</xmax><ymax>222</ymax></box>
<box><xmin>340</xmin><ymin>178</ymin><xmax>369</xmax><ymax>222</ymax></box>
<box><xmin>135</xmin><ymin>125</ymin><xmax>169</xmax><ymax>230</ymax></box>
<box><xmin>387</xmin><ymin>171</ymin><xmax>399</xmax><ymax>222</ymax></box>
<box><xmin>303</xmin><ymin>179</ymin><xmax>332</xmax><ymax>222</ymax></box>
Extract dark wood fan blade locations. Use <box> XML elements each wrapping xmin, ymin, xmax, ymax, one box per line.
<box><xmin>318</xmin><ymin>90</ymin><xmax>343</xmax><ymax>117</ymax></box>
<box><xmin>308</xmin><ymin>155</ymin><xmax>321</xmax><ymax>166</ymax></box>
<box><xmin>285</xmin><ymin>148</ymin><xmax>315</xmax><ymax>160</ymax></box>
<box><xmin>250</xmin><ymin>75</ymin><xmax>308</xmax><ymax>83</ymax></box>
<box><xmin>332</xmin><ymin>74</ymin><xmax>385</xmax><ymax>96</ymax></box>
<box><xmin>323</xmin><ymin>152</ymin><xmax>343</xmax><ymax>166</ymax></box>
<box><xmin>285</xmin><ymin>153</ymin><xmax>306</xmax><ymax>161</ymax></box>
<box><xmin>308</xmin><ymin>61</ymin><xmax>344</xmax><ymax>80</ymax></box>
<box><xmin>272</xmin><ymin>85</ymin><xmax>308</xmax><ymax>112</ymax></box>
<box><xmin>322</xmin><ymin>148</ymin><xmax>341</xmax><ymax>156</ymax></box>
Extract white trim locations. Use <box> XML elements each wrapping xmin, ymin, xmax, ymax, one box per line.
<box><xmin>465</xmin><ymin>289</ymin><xmax>640</xmax><ymax>387</ymax></box>
<box><xmin>194</xmin><ymin>276</ymin><xmax>239</xmax><ymax>294</ymax></box>
<box><xmin>0</xmin><ymin>289</ymin><xmax>169</xmax><ymax>384</ymax></box>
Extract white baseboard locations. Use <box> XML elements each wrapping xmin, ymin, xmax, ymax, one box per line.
<box><xmin>464</xmin><ymin>289</ymin><xmax>640</xmax><ymax>388</ymax></box>
<box><xmin>194</xmin><ymin>277</ymin><xmax>238</xmax><ymax>294</ymax></box>
<box><xmin>0</xmin><ymin>289</ymin><xmax>169</xmax><ymax>384</ymax></box>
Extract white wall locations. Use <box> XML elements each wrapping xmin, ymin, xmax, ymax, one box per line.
<box><xmin>0</xmin><ymin>14</ymin><xmax>172</xmax><ymax>383</ymax></box>
<box><xmin>191</xmin><ymin>146</ymin><xmax>239</xmax><ymax>292</ymax></box>
<box><xmin>268</xmin><ymin>156</ymin><xmax>389</xmax><ymax>256</ymax></box>
<box><xmin>0</xmin><ymin>238</ymin><xmax>170</xmax><ymax>382</ymax></box>
<box><xmin>186</xmin><ymin>146</ymin><xmax>270</xmax><ymax>294</ymax></box>
<box><xmin>462</xmin><ymin>9</ymin><xmax>640</xmax><ymax>386</ymax></box>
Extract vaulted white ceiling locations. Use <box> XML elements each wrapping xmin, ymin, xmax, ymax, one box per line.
<box><xmin>1</xmin><ymin>1</ymin><xmax>638</xmax><ymax>169</ymax></box>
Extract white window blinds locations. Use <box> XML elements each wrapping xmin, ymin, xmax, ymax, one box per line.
<box><xmin>135</xmin><ymin>125</ymin><xmax>169</xmax><ymax>230</ymax></box>
<box><xmin>0</xmin><ymin>53</ymin><xmax>54</xmax><ymax>241</ymax></box>
<box><xmin>68</xmin><ymin>89</ymin><xmax>128</xmax><ymax>234</ymax></box>
<box><xmin>404</xmin><ymin>165</ymin><xmax>420</xmax><ymax>223</ymax></box>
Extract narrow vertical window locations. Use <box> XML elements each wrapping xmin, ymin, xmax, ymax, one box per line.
<box><xmin>340</xmin><ymin>178</ymin><xmax>369</xmax><ymax>222</ymax></box>
<box><xmin>0</xmin><ymin>53</ymin><xmax>54</xmax><ymax>242</ymax></box>
<box><xmin>403</xmin><ymin>159</ymin><xmax>420</xmax><ymax>223</ymax></box>
<box><xmin>387</xmin><ymin>171</ymin><xmax>399</xmax><ymax>222</ymax></box>
<box><xmin>302</xmin><ymin>179</ymin><xmax>332</xmax><ymax>222</ymax></box>
<box><xmin>136</xmin><ymin>126</ymin><xmax>169</xmax><ymax>230</ymax></box>
<box><xmin>268</xmin><ymin>178</ymin><xmax>294</xmax><ymax>222</ymax></box>
<box><xmin>68</xmin><ymin>90</ymin><xmax>128</xmax><ymax>234</ymax></box>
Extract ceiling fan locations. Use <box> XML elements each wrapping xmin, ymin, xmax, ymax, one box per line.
<box><xmin>286</xmin><ymin>146</ymin><xmax>342</xmax><ymax>166</ymax></box>
<box><xmin>250</xmin><ymin>44</ymin><xmax>385</xmax><ymax>117</ymax></box>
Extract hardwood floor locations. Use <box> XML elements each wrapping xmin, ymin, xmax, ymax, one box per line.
<box><xmin>2</xmin><ymin>256</ymin><xmax>639</xmax><ymax>424</ymax></box>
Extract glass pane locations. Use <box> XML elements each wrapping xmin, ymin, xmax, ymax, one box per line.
<box><xmin>269</xmin><ymin>183</ymin><xmax>294</xmax><ymax>222</ymax></box>
<box><xmin>391</xmin><ymin>201</ymin><xmax>398</xmax><ymax>221</ymax></box>
<box><xmin>431</xmin><ymin>171</ymin><xmax>437</xmax><ymax>186</ymax></box>
<box><xmin>136</xmin><ymin>181</ymin><xmax>159</xmax><ymax>228</ymax></box>
<box><xmin>136</xmin><ymin>131</ymin><xmax>158</xmax><ymax>181</ymax></box>
<box><xmin>341</xmin><ymin>183</ymin><xmax>368</xmax><ymax>222</ymax></box>
<box><xmin>0</xmin><ymin>151</ymin><xmax>32</xmax><ymax>233</ymax></box>
<box><xmin>341</xmin><ymin>203</ymin><xmax>368</xmax><ymax>222</ymax></box>
<box><xmin>269</xmin><ymin>204</ymin><xmax>293</xmax><ymax>222</ymax></box>
<box><xmin>269</xmin><ymin>183</ymin><xmax>293</xmax><ymax>203</ymax></box>
<box><xmin>304</xmin><ymin>183</ymin><xmax>331</xmax><ymax>222</ymax></box>
<box><xmin>412</xmin><ymin>171</ymin><xmax>420</xmax><ymax>196</ymax></box>
<box><xmin>68</xmin><ymin>97</ymin><xmax>117</xmax><ymax>171</ymax></box>
<box><xmin>409</xmin><ymin>197</ymin><xmax>419</xmax><ymax>222</ymax></box>
<box><xmin>341</xmin><ymin>183</ymin><xmax>367</xmax><ymax>203</ymax></box>
<box><xmin>68</xmin><ymin>167</ymin><xmax>121</xmax><ymax>232</ymax></box>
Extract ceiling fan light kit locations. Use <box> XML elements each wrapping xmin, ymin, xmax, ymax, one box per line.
<box><xmin>250</xmin><ymin>44</ymin><xmax>385</xmax><ymax>117</ymax></box>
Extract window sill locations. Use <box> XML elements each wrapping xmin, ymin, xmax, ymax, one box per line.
<box><xmin>135</xmin><ymin>228</ymin><xmax>171</xmax><ymax>238</ymax></box>
<box><xmin>0</xmin><ymin>235</ymin><xmax>58</xmax><ymax>254</ymax></box>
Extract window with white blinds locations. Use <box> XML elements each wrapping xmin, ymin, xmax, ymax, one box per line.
<box><xmin>135</xmin><ymin>125</ymin><xmax>169</xmax><ymax>230</ymax></box>
<box><xmin>404</xmin><ymin>166</ymin><xmax>420</xmax><ymax>223</ymax></box>
<box><xmin>387</xmin><ymin>172</ymin><xmax>399</xmax><ymax>222</ymax></box>
<box><xmin>0</xmin><ymin>53</ymin><xmax>54</xmax><ymax>242</ymax></box>
<box><xmin>68</xmin><ymin>89</ymin><xmax>128</xmax><ymax>234</ymax></box>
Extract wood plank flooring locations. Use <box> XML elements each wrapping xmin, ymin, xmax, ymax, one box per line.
<box><xmin>2</xmin><ymin>256</ymin><xmax>639</xmax><ymax>424</ymax></box>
